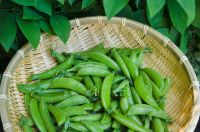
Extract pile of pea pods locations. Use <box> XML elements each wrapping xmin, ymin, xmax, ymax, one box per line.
<box><xmin>17</xmin><ymin>44</ymin><xmax>171</xmax><ymax>132</ymax></box>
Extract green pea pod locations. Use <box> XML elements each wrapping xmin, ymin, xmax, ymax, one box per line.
<box><xmin>151</xmin><ymin>81</ymin><xmax>162</xmax><ymax>99</ymax></box>
<box><xmin>94</xmin><ymin>100</ymin><xmax>103</xmax><ymax>111</ymax></box>
<box><xmin>112</xmin><ymin>120</ymin><xmax>121</xmax><ymax>129</ymax></box>
<box><xmin>158</xmin><ymin>97</ymin><xmax>166</xmax><ymax>110</ymax></box>
<box><xmin>34</xmin><ymin>88</ymin><xmax>66</xmax><ymax>95</ymax></box>
<box><xmin>127</xmin><ymin>104</ymin><xmax>171</xmax><ymax>120</ymax></box>
<box><xmin>17</xmin><ymin>79</ymin><xmax>52</xmax><ymax>93</ymax></box>
<box><xmin>163</xmin><ymin>121</ymin><xmax>169</xmax><ymax>132</ymax></box>
<box><xmin>19</xmin><ymin>114</ymin><xmax>34</xmax><ymax>130</ymax></box>
<box><xmin>123</xmin><ymin>85</ymin><xmax>135</xmax><ymax>106</ymax></box>
<box><xmin>160</xmin><ymin>78</ymin><xmax>171</xmax><ymax>96</ymax></box>
<box><xmin>68</xmin><ymin>61</ymin><xmax>109</xmax><ymax>72</ymax></box>
<box><xmin>120</xmin><ymin>97</ymin><xmax>129</xmax><ymax>114</ymax></box>
<box><xmin>112</xmin><ymin>79</ymin><xmax>129</xmax><ymax>95</ymax></box>
<box><xmin>113</xmin><ymin>75</ymin><xmax>126</xmax><ymax>84</ymax></box>
<box><xmin>128</xmin><ymin>115</ymin><xmax>143</xmax><ymax>126</ymax></box>
<box><xmin>127</xmin><ymin>129</ymin><xmax>134</xmax><ymax>132</ymax></box>
<box><xmin>142</xmin><ymin>68</ymin><xmax>164</xmax><ymax>89</ymax></box>
<box><xmin>51</xmin><ymin>50</ymin><xmax>66</xmax><ymax>63</ymax></box>
<box><xmin>134</xmin><ymin>75</ymin><xmax>159</xmax><ymax>108</ymax></box>
<box><xmin>63</xmin><ymin>106</ymin><xmax>89</xmax><ymax>117</ymax></box>
<box><xmin>33</xmin><ymin>91</ymin><xmax>72</xmax><ymax>103</ymax></box>
<box><xmin>70</xmin><ymin>76</ymin><xmax>83</xmax><ymax>81</ymax></box>
<box><xmin>131</xmin><ymin>87</ymin><xmax>142</xmax><ymax>104</ymax></box>
<box><xmin>78</xmin><ymin>67</ymin><xmax>110</xmax><ymax>77</ymax></box>
<box><xmin>23</xmin><ymin>124</ymin><xmax>33</xmax><ymax>132</ymax></box>
<box><xmin>151</xmin><ymin>118</ymin><xmax>164</xmax><ymax>132</ymax></box>
<box><xmin>48</xmin><ymin>104</ymin><xmax>65</xmax><ymax>126</ymax></box>
<box><xmin>122</xmin><ymin>55</ymin><xmax>139</xmax><ymax>80</ymax></box>
<box><xmin>92</xmin><ymin>76</ymin><xmax>102</xmax><ymax>95</ymax></box>
<box><xmin>39</xmin><ymin>100</ymin><xmax>56</xmax><ymax>132</ymax></box>
<box><xmin>111</xmin><ymin>100</ymin><xmax>118</xmax><ymax>111</ymax></box>
<box><xmin>117</xmin><ymin>48</ymin><xmax>132</xmax><ymax>56</ymax></box>
<box><xmin>81</xmin><ymin>103</ymin><xmax>95</xmax><ymax>110</ymax></box>
<box><xmin>72</xmin><ymin>59</ymin><xmax>85</xmax><ymax>65</ymax></box>
<box><xmin>50</xmin><ymin>78</ymin><xmax>88</xmax><ymax>96</ymax></box>
<box><xmin>101</xmin><ymin>113</ymin><xmax>111</xmax><ymax>124</ymax></box>
<box><xmin>144</xmin><ymin>117</ymin><xmax>151</xmax><ymax>129</ymax></box>
<box><xmin>82</xmin><ymin>121</ymin><xmax>103</xmax><ymax>132</ymax></box>
<box><xmin>112</xmin><ymin>48</ymin><xmax>131</xmax><ymax>79</ymax></box>
<box><xmin>56</xmin><ymin>95</ymin><xmax>90</xmax><ymax>108</ymax></box>
<box><xmin>130</xmin><ymin>51</ymin><xmax>137</xmax><ymax>64</ymax></box>
<box><xmin>30</xmin><ymin>99</ymin><xmax>46</xmax><ymax>132</ymax></box>
<box><xmin>83</xmin><ymin>76</ymin><xmax>96</xmax><ymax>93</ymax></box>
<box><xmin>70</xmin><ymin>113</ymin><xmax>103</xmax><ymax>122</ymax></box>
<box><xmin>136</xmin><ymin>52</ymin><xmax>144</xmax><ymax>67</ymax></box>
<box><xmin>100</xmin><ymin>73</ymin><xmax>115</xmax><ymax>112</ymax></box>
<box><xmin>84</xmin><ymin>51</ymin><xmax>120</xmax><ymax>71</ymax></box>
<box><xmin>140</xmin><ymin>71</ymin><xmax>152</xmax><ymax>95</ymax></box>
<box><xmin>70</xmin><ymin>123</ymin><xmax>88</xmax><ymax>132</ymax></box>
<box><xmin>24</xmin><ymin>94</ymin><xmax>31</xmax><ymax>113</ymax></box>
<box><xmin>113</xmin><ymin>128</ymin><xmax>122</xmax><ymax>132</ymax></box>
<box><xmin>111</xmin><ymin>111</ymin><xmax>149</xmax><ymax>132</ymax></box>
<box><xmin>28</xmin><ymin>56</ymin><xmax>74</xmax><ymax>81</ymax></box>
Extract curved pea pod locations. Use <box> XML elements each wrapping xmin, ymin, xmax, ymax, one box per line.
<box><xmin>78</xmin><ymin>67</ymin><xmax>110</xmax><ymax>77</ymax></box>
<box><xmin>111</xmin><ymin>111</ymin><xmax>150</xmax><ymax>132</ymax></box>
<box><xmin>39</xmin><ymin>100</ymin><xmax>56</xmax><ymax>132</ymax></box>
<box><xmin>92</xmin><ymin>76</ymin><xmax>102</xmax><ymax>95</ymax></box>
<box><xmin>24</xmin><ymin>94</ymin><xmax>31</xmax><ymax>113</ymax></box>
<box><xmin>142</xmin><ymin>68</ymin><xmax>164</xmax><ymax>89</ymax></box>
<box><xmin>94</xmin><ymin>100</ymin><xmax>103</xmax><ymax>111</ymax></box>
<box><xmin>134</xmin><ymin>75</ymin><xmax>159</xmax><ymax>108</ymax></box>
<box><xmin>70</xmin><ymin>76</ymin><xmax>83</xmax><ymax>81</ymax></box>
<box><xmin>128</xmin><ymin>115</ymin><xmax>143</xmax><ymax>126</ymax></box>
<box><xmin>82</xmin><ymin>120</ymin><xmax>103</xmax><ymax>132</ymax></box>
<box><xmin>34</xmin><ymin>88</ymin><xmax>66</xmax><ymax>95</ymax></box>
<box><xmin>160</xmin><ymin>78</ymin><xmax>171</xmax><ymax>96</ymax></box>
<box><xmin>17</xmin><ymin>79</ymin><xmax>52</xmax><ymax>93</ymax></box>
<box><xmin>56</xmin><ymin>95</ymin><xmax>90</xmax><ymax>108</ymax></box>
<box><xmin>120</xmin><ymin>97</ymin><xmax>129</xmax><ymax>114</ymax></box>
<box><xmin>117</xmin><ymin>48</ymin><xmax>132</xmax><ymax>56</ymax></box>
<box><xmin>48</xmin><ymin>104</ymin><xmax>65</xmax><ymax>126</ymax></box>
<box><xmin>151</xmin><ymin>118</ymin><xmax>164</xmax><ymax>132</ymax></box>
<box><xmin>63</xmin><ymin>106</ymin><xmax>89</xmax><ymax>117</ymax></box>
<box><xmin>51</xmin><ymin>50</ymin><xmax>66</xmax><ymax>63</ymax></box>
<box><xmin>112</xmin><ymin>120</ymin><xmax>121</xmax><ymax>129</ymax></box>
<box><xmin>83</xmin><ymin>76</ymin><xmax>96</xmax><ymax>95</ymax></box>
<box><xmin>144</xmin><ymin>117</ymin><xmax>151</xmax><ymax>129</ymax></box>
<box><xmin>28</xmin><ymin>56</ymin><xmax>74</xmax><ymax>81</ymax></box>
<box><xmin>85</xmin><ymin>51</ymin><xmax>120</xmax><ymax>71</ymax></box>
<box><xmin>123</xmin><ymin>85</ymin><xmax>135</xmax><ymax>106</ymax></box>
<box><xmin>131</xmin><ymin>87</ymin><xmax>142</xmax><ymax>104</ymax></box>
<box><xmin>122</xmin><ymin>55</ymin><xmax>139</xmax><ymax>81</ymax></box>
<box><xmin>140</xmin><ymin>71</ymin><xmax>152</xmax><ymax>95</ymax></box>
<box><xmin>100</xmin><ymin>73</ymin><xmax>115</xmax><ymax>112</ymax></box>
<box><xmin>50</xmin><ymin>78</ymin><xmax>88</xmax><ymax>96</ymax></box>
<box><xmin>151</xmin><ymin>81</ymin><xmax>162</xmax><ymax>99</ymax></box>
<box><xmin>70</xmin><ymin>123</ymin><xmax>88</xmax><ymax>132</ymax></box>
<box><xmin>33</xmin><ymin>91</ymin><xmax>72</xmax><ymax>103</ymax></box>
<box><xmin>70</xmin><ymin>113</ymin><xmax>103</xmax><ymax>122</ymax></box>
<box><xmin>101</xmin><ymin>113</ymin><xmax>111</xmax><ymax>124</ymax></box>
<box><xmin>19</xmin><ymin>114</ymin><xmax>34</xmax><ymax>132</ymax></box>
<box><xmin>112</xmin><ymin>48</ymin><xmax>131</xmax><ymax>79</ymax></box>
<box><xmin>113</xmin><ymin>75</ymin><xmax>126</xmax><ymax>84</ymax></box>
<box><xmin>111</xmin><ymin>100</ymin><xmax>119</xmax><ymax>112</ymax></box>
<box><xmin>68</xmin><ymin>61</ymin><xmax>109</xmax><ymax>72</ymax></box>
<box><xmin>30</xmin><ymin>99</ymin><xmax>47</xmax><ymax>132</ymax></box>
<box><xmin>136</xmin><ymin>52</ymin><xmax>144</xmax><ymax>67</ymax></box>
<box><xmin>158</xmin><ymin>97</ymin><xmax>166</xmax><ymax>110</ymax></box>
<box><xmin>130</xmin><ymin>51</ymin><xmax>137</xmax><ymax>64</ymax></box>
<box><xmin>127</xmin><ymin>104</ymin><xmax>171</xmax><ymax>120</ymax></box>
<box><xmin>112</xmin><ymin>79</ymin><xmax>129</xmax><ymax>95</ymax></box>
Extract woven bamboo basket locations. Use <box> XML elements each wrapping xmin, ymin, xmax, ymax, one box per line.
<box><xmin>0</xmin><ymin>16</ymin><xmax>200</xmax><ymax>132</ymax></box>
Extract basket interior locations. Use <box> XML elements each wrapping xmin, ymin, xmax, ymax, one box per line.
<box><xmin>7</xmin><ymin>22</ymin><xmax>193</xmax><ymax>131</ymax></box>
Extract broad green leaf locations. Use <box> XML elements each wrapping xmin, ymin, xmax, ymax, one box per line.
<box><xmin>0</xmin><ymin>11</ymin><xmax>17</xmax><ymax>51</ymax></box>
<box><xmin>134</xmin><ymin>0</ymin><xmax>146</xmax><ymax>9</ymax></box>
<box><xmin>168</xmin><ymin>0</ymin><xmax>188</xmax><ymax>33</ymax></box>
<box><xmin>132</xmin><ymin>10</ymin><xmax>148</xmax><ymax>24</ymax></box>
<box><xmin>82</xmin><ymin>0</ymin><xmax>95</xmax><ymax>9</ymax></box>
<box><xmin>176</xmin><ymin>0</ymin><xmax>195</xmax><ymax>26</ymax></box>
<box><xmin>16</xmin><ymin>17</ymin><xmax>41</xmax><ymax>49</ymax></box>
<box><xmin>170</xmin><ymin>26</ymin><xmax>180</xmax><ymax>44</ymax></box>
<box><xmin>23</xmin><ymin>7</ymin><xmax>42</xmax><ymax>20</ymax></box>
<box><xmin>34</xmin><ymin>0</ymin><xmax>52</xmax><ymax>16</ymax></box>
<box><xmin>180</xmin><ymin>31</ymin><xmax>188</xmax><ymax>53</ymax></box>
<box><xmin>68</xmin><ymin>0</ymin><xmax>77</xmax><ymax>5</ymax></box>
<box><xmin>147</xmin><ymin>8</ymin><xmax>164</xmax><ymax>28</ymax></box>
<box><xmin>146</xmin><ymin>0</ymin><xmax>166</xmax><ymax>19</ymax></box>
<box><xmin>38</xmin><ymin>20</ymin><xmax>54</xmax><ymax>34</ymax></box>
<box><xmin>156</xmin><ymin>28</ymin><xmax>170</xmax><ymax>38</ymax></box>
<box><xmin>57</xmin><ymin>0</ymin><xmax>65</xmax><ymax>5</ymax></box>
<box><xmin>50</xmin><ymin>14</ymin><xmax>71</xmax><ymax>44</ymax></box>
<box><xmin>11</xmin><ymin>0</ymin><xmax>36</xmax><ymax>6</ymax></box>
<box><xmin>192</xmin><ymin>0</ymin><xmax>200</xmax><ymax>28</ymax></box>
<box><xmin>117</xmin><ymin>5</ymin><xmax>135</xmax><ymax>20</ymax></box>
<box><xmin>103</xmin><ymin>0</ymin><xmax>129</xmax><ymax>20</ymax></box>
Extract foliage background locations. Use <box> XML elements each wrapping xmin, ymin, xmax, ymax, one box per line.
<box><xmin>0</xmin><ymin>0</ymin><xmax>200</xmax><ymax>130</ymax></box>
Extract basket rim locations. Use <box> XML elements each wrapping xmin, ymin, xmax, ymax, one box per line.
<box><xmin>0</xmin><ymin>16</ymin><xmax>199</xmax><ymax>132</ymax></box>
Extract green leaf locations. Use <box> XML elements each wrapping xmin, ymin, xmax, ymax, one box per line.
<box><xmin>57</xmin><ymin>0</ymin><xmax>65</xmax><ymax>5</ymax></box>
<box><xmin>156</xmin><ymin>28</ymin><xmax>170</xmax><ymax>38</ymax></box>
<box><xmin>82</xmin><ymin>0</ymin><xmax>95</xmax><ymax>9</ymax></box>
<box><xmin>50</xmin><ymin>14</ymin><xmax>71</xmax><ymax>44</ymax></box>
<box><xmin>11</xmin><ymin>0</ymin><xmax>37</xmax><ymax>6</ymax></box>
<box><xmin>34</xmin><ymin>0</ymin><xmax>52</xmax><ymax>16</ymax></box>
<box><xmin>16</xmin><ymin>17</ymin><xmax>41</xmax><ymax>49</ymax></box>
<box><xmin>147</xmin><ymin>8</ymin><xmax>164</xmax><ymax>28</ymax></box>
<box><xmin>0</xmin><ymin>11</ymin><xmax>17</xmax><ymax>52</ymax></box>
<box><xmin>192</xmin><ymin>0</ymin><xmax>200</xmax><ymax>28</ymax></box>
<box><xmin>68</xmin><ymin>0</ymin><xmax>77</xmax><ymax>5</ymax></box>
<box><xmin>146</xmin><ymin>0</ymin><xmax>166</xmax><ymax>19</ymax></box>
<box><xmin>169</xmin><ymin>26</ymin><xmax>180</xmax><ymax>44</ymax></box>
<box><xmin>180</xmin><ymin>31</ymin><xmax>188</xmax><ymax>53</ymax></box>
<box><xmin>103</xmin><ymin>0</ymin><xmax>129</xmax><ymax>20</ymax></box>
<box><xmin>38</xmin><ymin>20</ymin><xmax>54</xmax><ymax>34</ymax></box>
<box><xmin>176</xmin><ymin>0</ymin><xmax>195</xmax><ymax>26</ymax></box>
<box><xmin>168</xmin><ymin>0</ymin><xmax>188</xmax><ymax>33</ymax></box>
<box><xmin>132</xmin><ymin>10</ymin><xmax>148</xmax><ymax>24</ymax></box>
<box><xmin>23</xmin><ymin>7</ymin><xmax>42</xmax><ymax>20</ymax></box>
<box><xmin>117</xmin><ymin>5</ymin><xmax>135</xmax><ymax>20</ymax></box>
